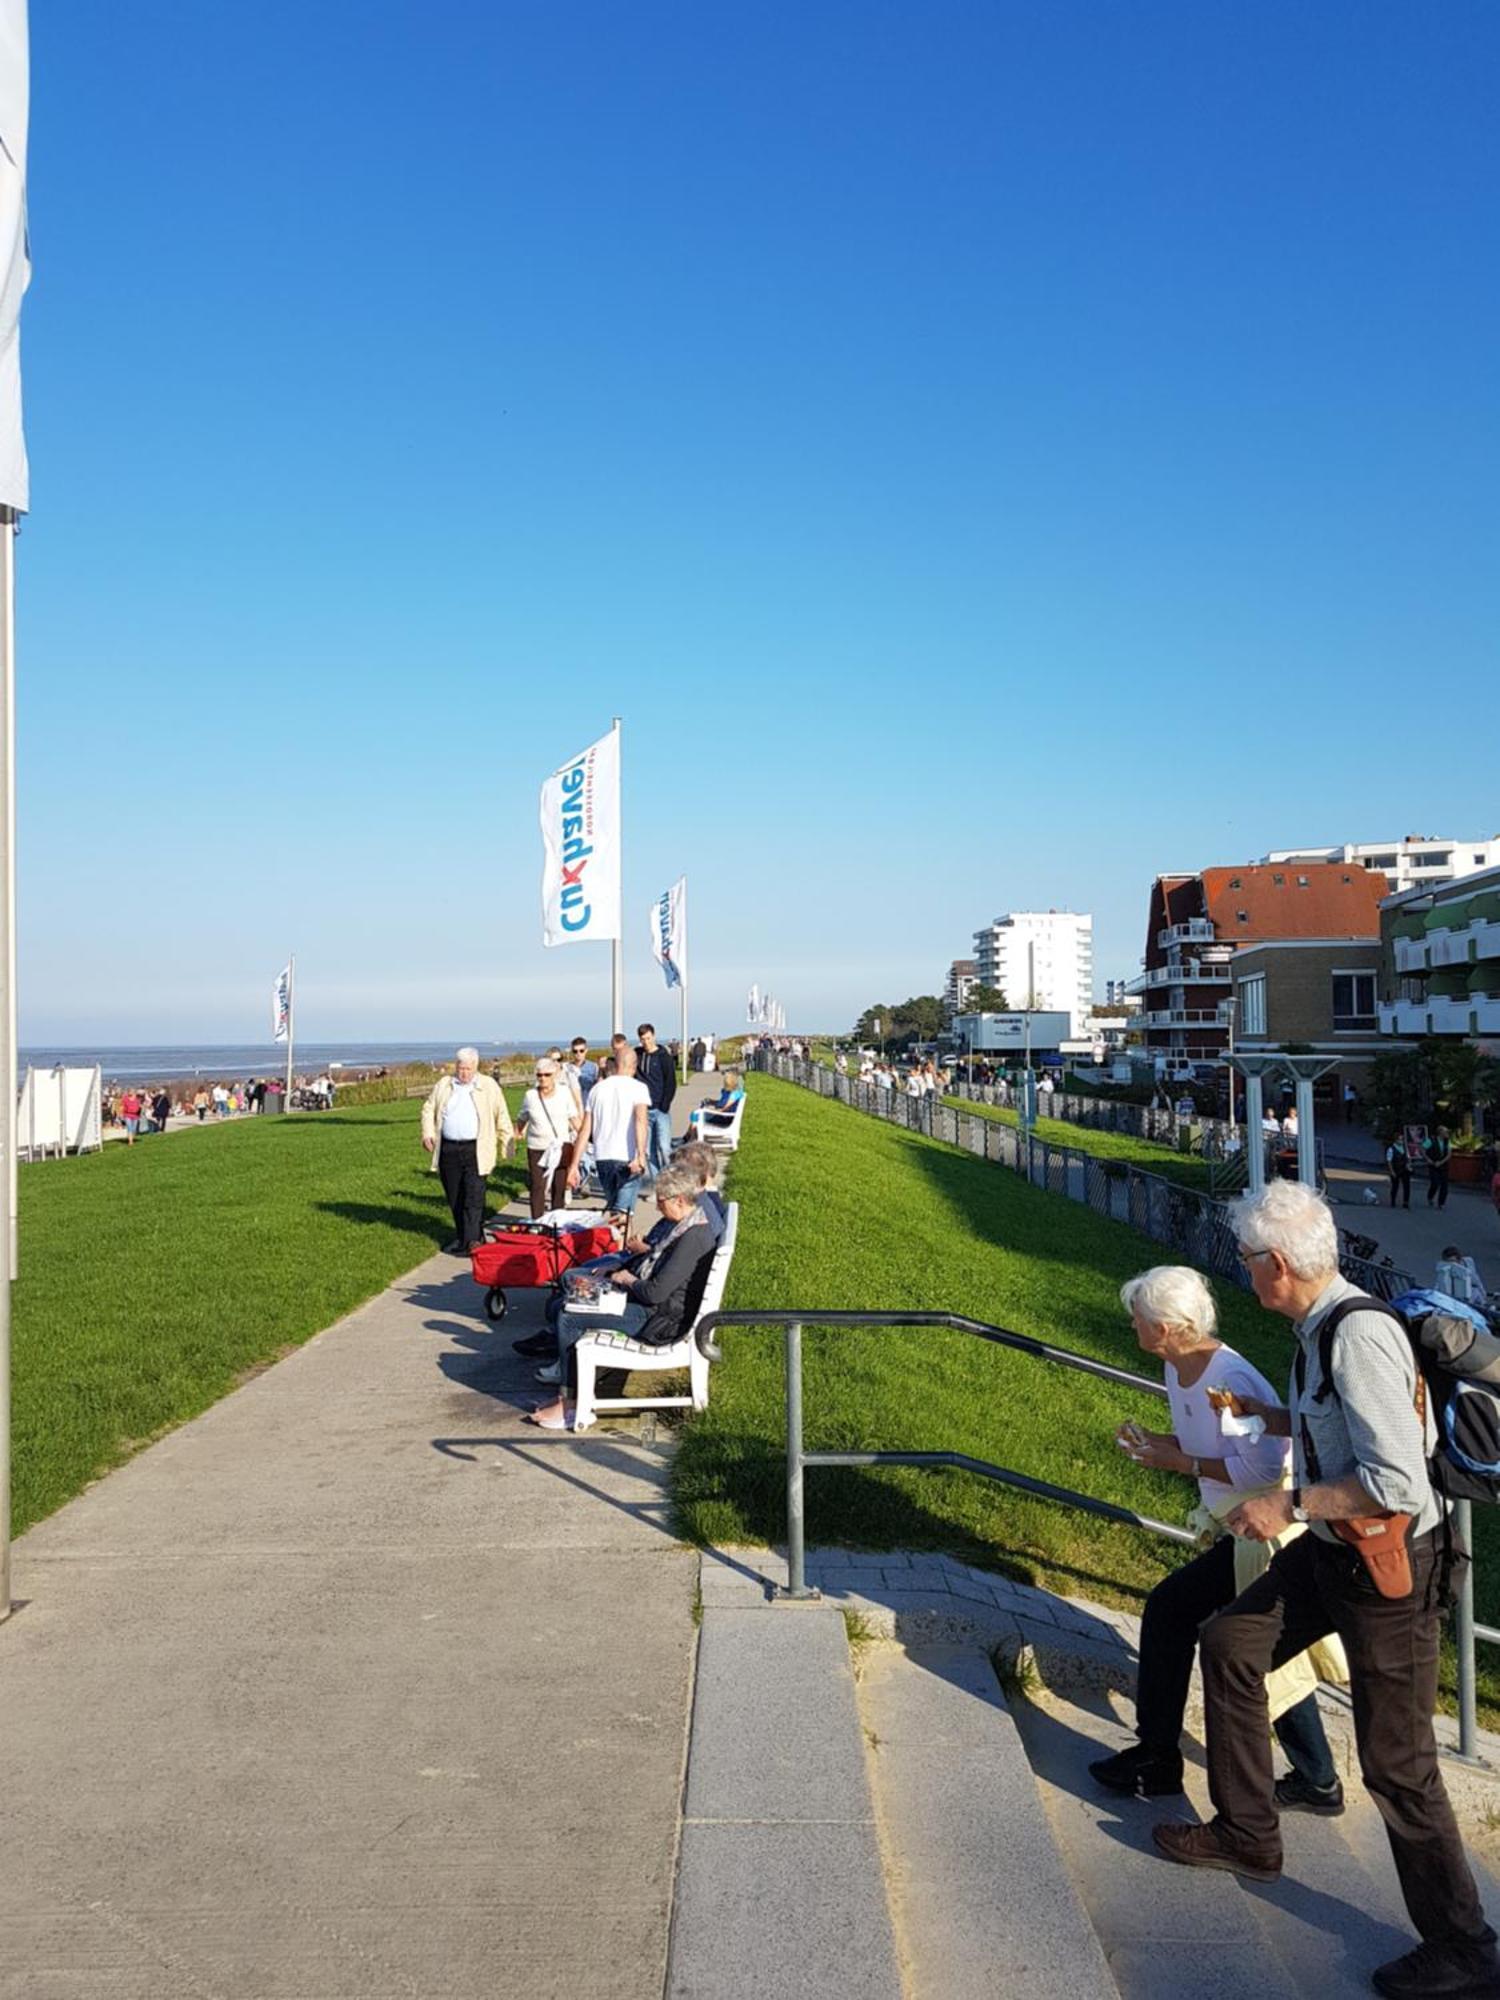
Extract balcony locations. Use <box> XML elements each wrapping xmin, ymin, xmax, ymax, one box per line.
<box><xmin>1429</xmin><ymin>932</ymin><xmax>1473</xmax><ymax>969</ymax></box>
<box><xmin>1140</xmin><ymin>964</ymin><xmax>1232</xmax><ymax>990</ymax></box>
<box><xmin>1476</xmin><ymin>995</ymin><xmax>1500</xmax><ymax>1034</ymax></box>
<box><xmin>1379</xmin><ymin>1000</ymin><xmax>1430</xmax><ymax>1036</ymax></box>
<box><xmin>1427</xmin><ymin>995</ymin><xmax>1474</xmax><ymax>1037</ymax></box>
<box><xmin>1157</xmin><ymin>919</ymin><xmax>1217</xmax><ymax>951</ymax></box>
<box><xmin>1393</xmin><ymin>936</ymin><xmax>1429</xmax><ymax>975</ymax></box>
<box><xmin>1143</xmin><ymin>1006</ymin><xmax>1232</xmax><ymax>1029</ymax></box>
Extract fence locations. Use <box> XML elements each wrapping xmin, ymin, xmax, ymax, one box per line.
<box><xmin>947</xmin><ymin>1074</ymin><xmax>1236</xmax><ymax>1154</ymax></box>
<box><xmin>749</xmin><ymin>1051</ymin><xmax>1418</xmax><ymax>1301</ymax></box>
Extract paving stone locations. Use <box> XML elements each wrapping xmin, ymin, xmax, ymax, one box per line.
<box><xmin>685</xmin><ymin>1607</ymin><xmax>870</xmax><ymax>1823</ymax></box>
<box><xmin>667</xmin><ymin>1822</ymin><xmax>902</xmax><ymax>2000</ymax></box>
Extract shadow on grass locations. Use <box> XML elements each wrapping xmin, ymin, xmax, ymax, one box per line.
<box><xmin>316</xmin><ymin>1197</ymin><xmax>450</xmax><ymax>1239</ymax></box>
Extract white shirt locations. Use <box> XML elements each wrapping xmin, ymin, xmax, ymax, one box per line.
<box><xmin>520</xmin><ymin>1086</ymin><xmax>574</xmax><ymax>1151</ymax></box>
<box><xmin>1165</xmin><ymin>1346</ymin><xmax>1290</xmax><ymax>1509</ymax></box>
<box><xmin>441</xmin><ymin>1079</ymin><xmax>481</xmax><ymax>1142</ymax></box>
<box><xmin>587</xmin><ymin>1075</ymin><xmax>650</xmax><ymax>1161</ymax></box>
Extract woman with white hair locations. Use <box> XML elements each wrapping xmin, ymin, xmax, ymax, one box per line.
<box><xmin>1089</xmin><ymin>1263</ymin><xmax>1341</xmax><ymax>1813</ymax></box>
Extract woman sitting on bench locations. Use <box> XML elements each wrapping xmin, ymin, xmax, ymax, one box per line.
<box><xmin>527</xmin><ymin>1158</ymin><xmax>719</xmax><ymax>1432</ymax></box>
<box><xmin>690</xmin><ymin>1071</ymin><xmax>744</xmax><ymax>1133</ymax></box>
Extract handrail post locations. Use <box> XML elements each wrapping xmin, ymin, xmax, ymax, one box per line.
<box><xmin>781</xmin><ymin>1320</ymin><xmax>818</xmax><ymax>1599</ymax></box>
<box><xmin>1455</xmin><ymin>1498</ymin><xmax>1481</xmax><ymax>1762</ymax></box>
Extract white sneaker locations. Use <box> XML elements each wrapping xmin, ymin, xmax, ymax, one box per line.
<box><xmin>533</xmin><ymin>1362</ymin><xmax>563</xmax><ymax>1385</ymax></box>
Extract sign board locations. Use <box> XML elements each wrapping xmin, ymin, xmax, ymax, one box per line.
<box><xmin>18</xmin><ymin>1064</ymin><xmax>102</xmax><ymax>1158</ymax></box>
<box><xmin>952</xmin><ymin>1010</ymin><xmax>1071</xmax><ymax>1054</ymax></box>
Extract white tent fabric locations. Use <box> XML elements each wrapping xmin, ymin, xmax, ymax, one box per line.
<box><xmin>0</xmin><ymin>0</ymin><xmax>28</xmax><ymax>513</ymax></box>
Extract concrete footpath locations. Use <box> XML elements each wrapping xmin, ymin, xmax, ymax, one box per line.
<box><xmin>0</xmin><ymin>1073</ymin><xmax>734</xmax><ymax>2000</ymax></box>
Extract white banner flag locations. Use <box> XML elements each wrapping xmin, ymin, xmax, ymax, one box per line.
<box><xmin>272</xmin><ymin>964</ymin><xmax>291</xmax><ymax>1042</ymax></box>
<box><xmin>747</xmin><ymin>983</ymin><xmax>760</xmax><ymax>1024</ymax></box>
<box><xmin>650</xmin><ymin>877</ymin><xmax>686</xmax><ymax>990</ymax></box>
<box><xmin>540</xmin><ymin>729</ymin><xmax>621</xmax><ymax>947</ymax></box>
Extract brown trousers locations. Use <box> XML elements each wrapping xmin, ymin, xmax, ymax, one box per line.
<box><xmin>526</xmin><ymin>1148</ymin><xmax>568</xmax><ymax>1219</ymax></box>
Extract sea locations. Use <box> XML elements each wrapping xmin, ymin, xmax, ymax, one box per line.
<box><xmin>18</xmin><ymin>1041</ymin><xmax>558</xmax><ymax>1086</ymax></box>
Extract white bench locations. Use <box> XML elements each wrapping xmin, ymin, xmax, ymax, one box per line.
<box><xmin>686</xmin><ymin>1095</ymin><xmax>745</xmax><ymax>1151</ymax></box>
<box><xmin>572</xmin><ymin>1202</ymin><xmax>738</xmax><ymax>1432</ymax></box>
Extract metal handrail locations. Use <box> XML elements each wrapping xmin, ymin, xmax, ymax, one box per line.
<box><xmin>696</xmin><ymin>1304</ymin><xmax>1493</xmax><ymax>1761</ymax></box>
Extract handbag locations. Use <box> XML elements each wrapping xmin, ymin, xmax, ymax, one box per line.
<box><xmin>1328</xmin><ymin>1511</ymin><xmax>1414</xmax><ymax>1599</ymax></box>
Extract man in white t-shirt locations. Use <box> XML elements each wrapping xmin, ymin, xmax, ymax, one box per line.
<box><xmin>568</xmin><ymin>1044</ymin><xmax>650</xmax><ymax>1218</ymax></box>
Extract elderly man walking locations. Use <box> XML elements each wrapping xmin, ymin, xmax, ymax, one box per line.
<box><xmin>420</xmin><ymin>1047</ymin><xmax>515</xmax><ymax>1253</ymax></box>
<box><xmin>1151</xmin><ymin>1179</ymin><xmax>1497</xmax><ymax>2000</ymax></box>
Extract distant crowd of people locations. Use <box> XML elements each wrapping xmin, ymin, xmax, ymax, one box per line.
<box><xmin>103</xmin><ymin>1071</ymin><xmax>338</xmax><ymax>1145</ymax></box>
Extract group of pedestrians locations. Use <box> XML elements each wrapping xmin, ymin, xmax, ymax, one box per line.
<box><xmin>420</xmin><ymin>1029</ymin><xmax>687</xmax><ymax>1251</ymax></box>
<box><xmin>1098</xmin><ymin>1179</ymin><xmax>1497</xmax><ymax>2000</ymax></box>
<box><xmin>1385</xmin><ymin>1126</ymin><xmax>1454</xmax><ymax>1209</ymax></box>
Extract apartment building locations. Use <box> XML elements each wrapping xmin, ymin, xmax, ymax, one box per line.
<box><xmin>971</xmin><ymin>911</ymin><xmax>1092</xmax><ymax>1035</ymax></box>
<box><xmin>1232</xmin><ymin>940</ymin><xmax>1389</xmax><ymax>1108</ymax></box>
<box><xmin>1138</xmin><ymin>865</ymin><xmax>1387</xmax><ymax>1068</ymax></box>
<box><xmin>1262</xmin><ymin>835</ymin><xmax>1500</xmax><ymax>896</ymax></box>
<box><xmin>944</xmin><ymin>959</ymin><xmax>978</xmax><ymax>1021</ymax></box>
<box><xmin>1381</xmin><ymin>864</ymin><xmax>1500</xmax><ymax>1042</ymax></box>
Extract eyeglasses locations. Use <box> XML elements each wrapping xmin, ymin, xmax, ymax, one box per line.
<box><xmin>536</xmin><ymin>1070</ymin><xmax>555</xmax><ymax>1079</ymax></box>
<box><xmin>1238</xmin><ymin>1248</ymin><xmax>1273</xmax><ymax>1267</ymax></box>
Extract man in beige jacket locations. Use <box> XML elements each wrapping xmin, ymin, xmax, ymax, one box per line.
<box><xmin>421</xmin><ymin>1047</ymin><xmax>515</xmax><ymax>1252</ymax></box>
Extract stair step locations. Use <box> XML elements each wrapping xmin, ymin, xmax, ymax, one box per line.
<box><xmin>1011</xmin><ymin>1688</ymin><xmax>1298</xmax><ymax>1999</ymax></box>
<box><xmin>666</xmin><ymin>1605</ymin><xmax>903</xmax><ymax>2000</ymax></box>
<box><xmin>859</xmin><ymin>1644</ymin><xmax>1116</xmax><ymax>2000</ymax></box>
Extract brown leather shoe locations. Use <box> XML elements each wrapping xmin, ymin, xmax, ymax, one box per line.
<box><xmin>1152</xmin><ymin>1818</ymin><xmax>1281</xmax><ymax>1882</ymax></box>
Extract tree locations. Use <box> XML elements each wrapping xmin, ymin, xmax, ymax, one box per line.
<box><xmin>966</xmin><ymin>983</ymin><xmax>1009</xmax><ymax>1013</ymax></box>
<box><xmin>853</xmin><ymin>1004</ymin><xmax>891</xmax><ymax>1044</ymax></box>
<box><xmin>853</xmin><ymin>995</ymin><xmax>947</xmax><ymax>1050</ymax></box>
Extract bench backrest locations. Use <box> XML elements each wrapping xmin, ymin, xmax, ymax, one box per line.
<box><xmin>687</xmin><ymin>1201</ymin><xmax>738</xmax><ymax>1339</ymax></box>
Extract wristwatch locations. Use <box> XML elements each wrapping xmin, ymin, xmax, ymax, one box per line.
<box><xmin>1290</xmin><ymin>1486</ymin><xmax>1310</xmax><ymax>1524</ymax></box>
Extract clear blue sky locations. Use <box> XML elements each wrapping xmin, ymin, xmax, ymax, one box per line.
<box><xmin>16</xmin><ymin>1</ymin><xmax>1499</xmax><ymax>1042</ymax></box>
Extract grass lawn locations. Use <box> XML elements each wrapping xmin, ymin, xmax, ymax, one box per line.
<box><xmin>674</xmin><ymin>1075</ymin><xmax>1500</xmax><ymax>1712</ymax></box>
<box><xmin>11</xmin><ymin>1097</ymin><xmax>526</xmax><ymax>1534</ymax></box>
<box><xmin>943</xmin><ymin>1092</ymin><xmax>1215</xmax><ymax>1192</ymax></box>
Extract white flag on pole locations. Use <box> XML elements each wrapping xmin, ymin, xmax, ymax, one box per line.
<box><xmin>272</xmin><ymin>964</ymin><xmax>291</xmax><ymax>1042</ymax></box>
<box><xmin>649</xmin><ymin>877</ymin><xmax>686</xmax><ymax>990</ymax></box>
<box><xmin>747</xmin><ymin>983</ymin><xmax>760</xmax><ymax>1024</ymax></box>
<box><xmin>540</xmin><ymin>729</ymin><xmax>621</xmax><ymax>947</ymax></box>
<box><xmin>0</xmin><ymin>0</ymin><xmax>28</xmax><ymax>512</ymax></box>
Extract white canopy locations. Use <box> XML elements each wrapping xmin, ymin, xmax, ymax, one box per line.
<box><xmin>0</xmin><ymin>0</ymin><xmax>28</xmax><ymax>513</ymax></box>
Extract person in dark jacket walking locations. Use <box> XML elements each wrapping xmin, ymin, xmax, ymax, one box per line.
<box><xmin>527</xmin><ymin>1160</ymin><xmax>717</xmax><ymax>1430</ymax></box>
<box><xmin>635</xmin><ymin>1022</ymin><xmax>678</xmax><ymax>1183</ymax></box>
<box><xmin>1425</xmin><ymin>1126</ymin><xmax>1452</xmax><ymax>1210</ymax></box>
<box><xmin>1386</xmin><ymin>1134</ymin><xmax>1412</xmax><ymax>1209</ymax></box>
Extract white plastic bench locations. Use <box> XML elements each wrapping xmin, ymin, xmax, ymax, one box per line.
<box><xmin>572</xmin><ymin>1202</ymin><xmax>738</xmax><ymax>1432</ymax></box>
<box><xmin>686</xmin><ymin>1095</ymin><xmax>745</xmax><ymax>1151</ymax></box>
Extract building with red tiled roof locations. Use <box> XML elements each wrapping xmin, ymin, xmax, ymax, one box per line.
<box><xmin>1136</xmin><ymin>864</ymin><xmax>1388</xmax><ymax>1071</ymax></box>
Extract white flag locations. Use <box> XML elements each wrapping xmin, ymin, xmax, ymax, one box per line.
<box><xmin>747</xmin><ymin>982</ymin><xmax>760</xmax><ymax>1024</ymax></box>
<box><xmin>540</xmin><ymin>728</ymin><xmax>621</xmax><ymax>947</ymax></box>
<box><xmin>0</xmin><ymin>0</ymin><xmax>29</xmax><ymax>512</ymax></box>
<box><xmin>272</xmin><ymin>963</ymin><xmax>291</xmax><ymax>1042</ymax></box>
<box><xmin>650</xmin><ymin>877</ymin><xmax>686</xmax><ymax>990</ymax></box>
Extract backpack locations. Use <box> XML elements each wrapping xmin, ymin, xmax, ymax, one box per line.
<box><xmin>1305</xmin><ymin>1289</ymin><xmax>1500</xmax><ymax>1505</ymax></box>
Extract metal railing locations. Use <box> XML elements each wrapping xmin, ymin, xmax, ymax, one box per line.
<box><xmin>696</xmin><ymin>1306</ymin><xmax>1494</xmax><ymax>1761</ymax></box>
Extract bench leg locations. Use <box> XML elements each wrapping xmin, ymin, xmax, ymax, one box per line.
<box><xmin>573</xmin><ymin>1346</ymin><xmax>597</xmax><ymax>1431</ymax></box>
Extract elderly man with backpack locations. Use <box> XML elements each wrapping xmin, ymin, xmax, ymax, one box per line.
<box><xmin>1150</xmin><ymin>1178</ymin><xmax>1498</xmax><ymax>2000</ymax></box>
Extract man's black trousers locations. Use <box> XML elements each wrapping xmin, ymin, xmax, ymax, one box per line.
<box><xmin>1199</xmin><ymin>1527</ymin><xmax>1489</xmax><ymax>1946</ymax></box>
<box><xmin>437</xmin><ymin>1138</ymin><xmax>486</xmax><ymax>1248</ymax></box>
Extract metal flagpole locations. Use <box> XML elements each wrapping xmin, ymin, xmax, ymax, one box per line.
<box><xmin>0</xmin><ymin>508</ymin><xmax>14</xmax><ymax>1620</ymax></box>
<box><xmin>679</xmin><ymin>878</ymin><xmax>689</xmax><ymax>1084</ymax></box>
<box><xmin>284</xmin><ymin>954</ymin><xmax>295</xmax><ymax>1106</ymax></box>
<box><xmin>610</xmin><ymin>716</ymin><xmax>623</xmax><ymax>1038</ymax></box>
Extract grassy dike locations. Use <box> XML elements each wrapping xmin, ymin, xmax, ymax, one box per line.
<box><xmin>673</xmin><ymin>1074</ymin><xmax>1500</xmax><ymax>1710</ymax></box>
<box><xmin>11</xmin><ymin>1095</ymin><xmax>525</xmax><ymax>1535</ymax></box>
<box><xmin>942</xmin><ymin>1091</ymin><xmax>1216</xmax><ymax>1191</ymax></box>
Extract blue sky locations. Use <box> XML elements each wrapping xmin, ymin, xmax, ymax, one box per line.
<box><xmin>15</xmin><ymin>1</ymin><xmax>1499</xmax><ymax>1042</ymax></box>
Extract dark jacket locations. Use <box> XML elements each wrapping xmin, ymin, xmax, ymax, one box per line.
<box><xmin>625</xmin><ymin>1212</ymin><xmax>716</xmax><ymax>1344</ymax></box>
<box><xmin>636</xmin><ymin>1044</ymin><xmax>678</xmax><ymax>1113</ymax></box>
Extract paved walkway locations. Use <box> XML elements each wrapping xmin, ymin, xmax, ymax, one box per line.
<box><xmin>0</xmin><ymin>1072</ymin><xmax>729</xmax><ymax>2000</ymax></box>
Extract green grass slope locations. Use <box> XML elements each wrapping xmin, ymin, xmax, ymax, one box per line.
<box><xmin>943</xmin><ymin>1093</ymin><xmax>1214</xmax><ymax>1190</ymax></box>
<box><xmin>11</xmin><ymin>1099</ymin><xmax>526</xmax><ymax>1534</ymax></box>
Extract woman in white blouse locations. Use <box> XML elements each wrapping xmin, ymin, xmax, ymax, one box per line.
<box><xmin>1088</xmin><ymin>1264</ymin><xmax>1343</xmax><ymax>1816</ymax></box>
<box><xmin>515</xmin><ymin>1060</ymin><xmax>581</xmax><ymax>1220</ymax></box>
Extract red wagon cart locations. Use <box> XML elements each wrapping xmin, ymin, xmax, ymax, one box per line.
<box><xmin>469</xmin><ymin>1214</ymin><xmax>617</xmax><ymax>1323</ymax></box>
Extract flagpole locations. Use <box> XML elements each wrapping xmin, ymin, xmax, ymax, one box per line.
<box><xmin>610</xmin><ymin>716</ymin><xmax>623</xmax><ymax>1038</ymax></box>
<box><xmin>285</xmin><ymin>954</ymin><xmax>295</xmax><ymax>1106</ymax></box>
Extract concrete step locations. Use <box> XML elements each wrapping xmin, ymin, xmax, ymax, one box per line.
<box><xmin>858</xmin><ymin>1642</ymin><xmax>1116</xmax><ymax>2000</ymax></box>
<box><xmin>1011</xmin><ymin>1683</ymin><xmax>1421</xmax><ymax>2000</ymax></box>
<box><xmin>665</xmin><ymin>1604</ymin><xmax>903</xmax><ymax>2000</ymax></box>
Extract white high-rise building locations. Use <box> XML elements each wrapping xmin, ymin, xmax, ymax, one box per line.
<box><xmin>971</xmin><ymin>911</ymin><xmax>1093</xmax><ymax>1034</ymax></box>
<box><xmin>1260</xmin><ymin>835</ymin><xmax>1500</xmax><ymax>896</ymax></box>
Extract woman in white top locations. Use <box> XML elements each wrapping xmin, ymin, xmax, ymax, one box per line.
<box><xmin>515</xmin><ymin>1059</ymin><xmax>581</xmax><ymax>1219</ymax></box>
<box><xmin>1088</xmin><ymin>1264</ymin><xmax>1342</xmax><ymax>1814</ymax></box>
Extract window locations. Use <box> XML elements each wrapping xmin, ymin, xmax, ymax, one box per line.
<box><xmin>1413</xmin><ymin>852</ymin><xmax>1452</xmax><ymax>868</ymax></box>
<box><xmin>1239</xmin><ymin>974</ymin><xmax>1267</xmax><ymax>1035</ymax></box>
<box><xmin>1332</xmin><ymin>972</ymin><xmax>1377</xmax><ymax>1031</ymax></box>
<box><xmin>1236</xmin><ymin>909</ymin><xmax>1249</xmax><ymax>923</ymax></box>
<box><xmin>1272</xmin><ymin>873</ymin><xmax>1285</xmax><ymax>886</ymax></box>
<box><xmin>1228</xmin><ymin>876</ymin><xmax>1242</xmax><ymax>889</ymax></box>
<box><xmin>1367</xmin><ymin>854</ymin><xmax>1398</xmax><ymax>869</ymax></box>
<box><xmin>1296</xmin><ymin>874</ymin><xmax>1309</xmax><ymax>887</ymax></box>
<box><xmin>1476</xmin><ymin>855</ymin><xmax>1486</xmax><ymax>866</ymax></box>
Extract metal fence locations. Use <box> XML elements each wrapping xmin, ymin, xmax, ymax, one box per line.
<box><xmin>749</xmin><ymin>1051</ymin><xmax>1417</xmax><ymax>1301</ymax></box>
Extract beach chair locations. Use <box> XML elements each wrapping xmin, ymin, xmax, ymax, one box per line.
<box><xmin>572</xmin><ymin>1203</ymin><xmax>738</xmax><ymax>1432</ymax></box>
<box><xmin>687</xmin><ymin>1096</ymin><xmax>745</xmax><ymax>1152</ymax></box>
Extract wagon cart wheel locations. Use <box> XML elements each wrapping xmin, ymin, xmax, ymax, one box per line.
<box><xmin>484</xmin><ymin>1287</ymin><xmax>508</xmax><ymax>1322</ymax></box>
